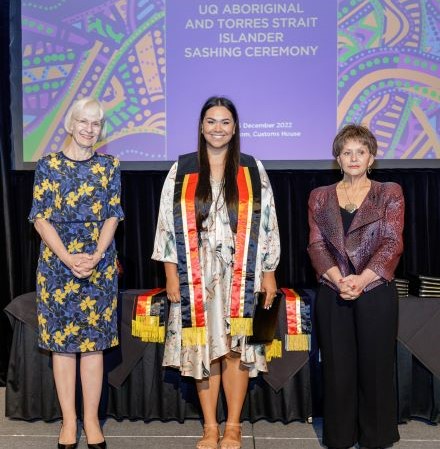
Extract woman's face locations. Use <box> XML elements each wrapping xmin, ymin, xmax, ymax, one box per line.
<box><xmin>202</xmin><ymin>106</ymin><xmax>236</xmax><ymax>152</ymax></box>
<box><xmin>71</xmin><ymin>107</ymin><xmax>103</xmax><ymax>149</ymax></box>
<box><xmin>337</xmin><ymin>139</ymin><xmax>374</xmax><ymax>176</ymax></box>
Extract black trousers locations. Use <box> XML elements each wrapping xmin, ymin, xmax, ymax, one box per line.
<box><xmin>315</xmin><ymin>282</ymin><xmax>400</xmax><ymax>449</ymax></box>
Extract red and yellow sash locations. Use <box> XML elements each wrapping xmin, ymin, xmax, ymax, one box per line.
<box><xmin>174</xmin><ymin>153</ymin><xmax>261</xmax><ymax>347</ymax></box>
<box><xmin>132</xmin><ymin>288</ymin><xmax>167</xmax><ymax>343</ymax></box>
<box><xmin>281</xmin><ymin>288</ymin><xmax>311</xmax><ymax>351</ymax></box>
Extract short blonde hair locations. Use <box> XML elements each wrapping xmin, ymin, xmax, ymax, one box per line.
<box><xmin>64</xmin><ymin>97</ymin><xmax>107</xmax><ymax>140</ymax></box>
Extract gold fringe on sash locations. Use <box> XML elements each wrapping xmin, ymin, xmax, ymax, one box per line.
<box><xmin>182</xmin><ymin>326</ymin><xmax>207</xmax><ymax>347</ymax></box>
<box><xmin>230</xmin><ymin>317</ymin><xmax>253</xmax><ymax>337</ymax></box>
<box><xmin>132</xmin><ymin>315</ymin><xmax>165</xmax><ymax>343</ymax></box>
<box><xmin>285</xmin><ymin>334</ymin><xmax>310</xmax><ymax>352</ymax></box>
<box><xmin>265</xmin><ymin>339</ymin><xmax>282</xmax><ymax>362</ymax></box>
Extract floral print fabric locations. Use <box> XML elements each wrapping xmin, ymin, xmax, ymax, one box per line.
<box><xmin>29</xmin><ymin>151</ymin><xmax>124</xmax><ymax>353</ymax></box>
<box><xmin>152</xmin><ymin>159</ymin><xmax>280</xmax><ymax>379</ymax></box>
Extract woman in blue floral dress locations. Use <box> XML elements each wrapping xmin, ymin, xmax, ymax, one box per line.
<box><xmin>29</xmin><ymin>97</ymin><xmax>124</xmax><ymax>449</ymax></box>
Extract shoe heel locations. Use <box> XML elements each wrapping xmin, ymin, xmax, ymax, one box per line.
<box><xmin>87</xmin><ymin>440</ymin><xmax>106</xmax><ymax>449</ymax></box>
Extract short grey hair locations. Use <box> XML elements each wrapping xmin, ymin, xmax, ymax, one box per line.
<box><xmin>64</xmin><ymin>97</ymin><xmax>107</xmax><ymax>140</ymax></box>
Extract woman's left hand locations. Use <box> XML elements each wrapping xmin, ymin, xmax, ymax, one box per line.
<box><xmin>261</xmin><ymin>271</ymin><xmax>277</xmax><ymax>309</ymax></box>
<box><xmin>72</xmin><ymin>252</ymin><xmax>101</xmax><ymax>278</ymax></box>
<box><xmin>340</xmin><ymin>269</ymin><xmax>379</xmax><ymax>300</ymax></box>
<box><xmin>339</xmin><ymin>275</ymin><xmax>364</xmax><ymax>300</ymax></box>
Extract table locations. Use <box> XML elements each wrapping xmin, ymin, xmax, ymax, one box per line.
<box><xmin>4</xmin><ymin>291</ymin><xmax>440</xmax><ymax>423</ymax></box>
<box><xmin>4</xmin><ymin>290</ymin><xmax>313</xmax><ymax>422</ymax></box>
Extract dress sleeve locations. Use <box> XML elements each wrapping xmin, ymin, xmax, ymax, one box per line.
<box><xmin>28</xmin><ymin>158</ymin><xmax>54</xmax><ymax>222</ymax></box>
<box><xmin>151</xmin><ymin>162</ymin><xmax>178</xmax><ymax>264</ymax></box>
<box><xmin>257</xmin><ymin>160</ymin><xmax>280</xmax><ymax>271</ymax></box>
<box><xmin>107</xmin><ymin>157</ymin><xmax>124</xmax><ymax>221</ymax></box>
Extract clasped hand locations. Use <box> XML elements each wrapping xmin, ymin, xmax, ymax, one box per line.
<box><xmin>68</xmin><ymin>253</ymin><xmax>100</xmax><ymax>279</ymax></box>
<box><xmin>338</xmin><ymin>274</ymin><xmax>367</xmax><ymax>301</ymax></box>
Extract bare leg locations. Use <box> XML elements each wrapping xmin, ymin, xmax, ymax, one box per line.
<box><xmin>195</xmin><ymin>359</ymin><xmax>221</xmax><ymax>448</ymax></box>
<box><xmin>53</xmin><ymin>352</ymin><xmax>77</xmax><ymax>444</ymax></box>
<box><xmin>80</xmin><ymin>351</ymin><xmax>104</xmax><ymax>444</ymax></box>
<box><xmin>220</xmin><ymin>352</ymin><xmax>248</xmax><ymax>449</ymax></box>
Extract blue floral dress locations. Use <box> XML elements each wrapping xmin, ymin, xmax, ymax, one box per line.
<box><xmin>29</xmin><ymin>151</ymin><xmax>124</xmax><ymax>353</ymax></box>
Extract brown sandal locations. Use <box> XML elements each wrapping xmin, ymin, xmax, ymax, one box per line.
<box><xmin>220</xmin><ymin>422</ymin><xmax>242</xmax><ymax>449</ymax></box>
<box><xmin>196</xmin><ymin>424</ymin><xmax>220</xmax><ymax>449</ymax></box>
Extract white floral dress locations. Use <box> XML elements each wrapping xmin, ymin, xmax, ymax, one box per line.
<box><xmin>152</xmin><ymin>160</ymin><xmax>280</xmax><ymax>379</ymax></box>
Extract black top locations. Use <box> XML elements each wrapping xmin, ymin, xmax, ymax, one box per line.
<box><xmin>340</xmin><ymin>207</ymin><xmax>357</xmax><ymax>273</ymax></box>
<box><xmin>340</xmin><ymin>206</ymin><xmax>357</xmax><ymax>235</ymax></box>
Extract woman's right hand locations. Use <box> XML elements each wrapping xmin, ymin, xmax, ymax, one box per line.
<box><xmin>324</xmin><ymin>266</ymin><xmax>356</xmax><ymax>301</ymax></box>
<box><xmin>166</xmin><ymin>274</ymin><xmax>181</xmax><ymax>303</ymax></box>
<box><xmin>66</xmin><ymin>253</ymin><xmax>94</xmax><ymax>278</ymax></box>
<box><xmin>164</xmin><ymin>262</ymin><xmax>180</xmax><ymax>303</ymax></box>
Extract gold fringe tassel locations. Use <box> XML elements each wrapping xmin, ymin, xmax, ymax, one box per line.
<box><xmin>182</xmin><ymin>326</ymin><xmax>207</xmax><ymax>347</ymax></box>
<box><xmin>131</xmin><ymin>316</ymin><xmax>165</xmax><ymax>343</ymax></box>
<box><xmin>265</xmin><ymin>339</ymin><xmax>282</xmax><ymax>362</ymax></box>
<box><xmin>230</xmin><ymin>317</ymin><xmax>253</xmax><ymax>336</ymax></box>
<box><xmin>285</xmin><ymin>334</ymin><xmax>310</xmax><ymax>352</ymax></box>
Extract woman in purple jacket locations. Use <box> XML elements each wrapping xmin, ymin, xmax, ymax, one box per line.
<box><xmin>308</xmin><ymin>124</ymin><xmax>404</xmax><ymax>449</ymax></box>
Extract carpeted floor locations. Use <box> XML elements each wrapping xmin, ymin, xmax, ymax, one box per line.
<box><xmin>1</xmin><ymin>388</ymin><xmax>439</xmax><ymax>449</ymax></box>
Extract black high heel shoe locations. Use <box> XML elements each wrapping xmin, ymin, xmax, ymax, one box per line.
<box><xmin>86</xmin><ymin>440</ymin><xmax>106</xmax><ymax>449</ymax></box>
<box><xmin>58</xmin><ymin>423</ymin><xmax>78</xmax><ymax>449</ymax></box>
<box><xmin>83</xmin><ymin>420</ymin><xmax>106</xmax><ymax>448</ymax></box>
<box><xmin>57</xmin><ymin>443</ymin><xmax>78</xmax><ymax>449</ymax></box>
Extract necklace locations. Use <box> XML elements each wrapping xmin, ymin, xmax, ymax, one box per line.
<box><xmin>342</xmin><ymin>181</ymin><xmax>358</xmax><ymax>213</ymax></box>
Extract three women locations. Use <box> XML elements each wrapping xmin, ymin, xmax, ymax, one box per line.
<box><xmin>31</xmin><ymin>96</ymin><xmax>404</xmax><ymax>449</ymax></box>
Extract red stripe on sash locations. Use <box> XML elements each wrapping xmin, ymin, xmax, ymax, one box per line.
<box><xmin>183</xmin><ymin>173</ymin><xmax>205</xmax><ymax>327</ymax></box>
<box><xmin>230</xmin><ymin>166</ymin><xmax>251</xmax><ymax>318</ymax></box>
<box><xmin>281</xmin><ymin>287</ymin><xmax>301</xmax><ymax>335</ymax></box>
<box><xmin>135</xmin><ymin>287</ymin><xmax>166</xmax><ymax>317</ymax></box>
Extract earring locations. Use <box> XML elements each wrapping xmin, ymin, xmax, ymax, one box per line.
<box><xmin>367</xmin><ymin>165</ymin><xmax>372</xmax><ymax>174</ymax></box>
<box><xmin>340</xmin><ymin>167</ymin><xmax>343</xmax><ymax>174</ymax></box>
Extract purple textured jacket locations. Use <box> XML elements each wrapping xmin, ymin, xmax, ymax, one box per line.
<box><xmin>307</xmin><ymin>180</ymin><xmax>404</xmax><ymax>292</ymax></box>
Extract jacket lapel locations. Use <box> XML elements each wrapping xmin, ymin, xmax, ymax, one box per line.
<box><xmin>348</xmin><ymin>181</ymin><xmax>384</xmax><ymax>233</ymax></box>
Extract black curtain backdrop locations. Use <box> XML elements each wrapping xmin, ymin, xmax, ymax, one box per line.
<box><xmin>1</xmin><ymin>0</ymin><xmax>440</xmax><ymax>387</ymax></box>
<box><xmin>4</xmin><ymin>169</ymin><xmax>440</xmax><ymax>338</ymax></box>
<box><xmin>0</xmin><ymin>0</ymin><xmax>13</xmax><ymax>385</ymax></box>
<box><xmin>7</xmin><ymin>168</ymin><xmax>440</xmax><ymax>298</ymax></box>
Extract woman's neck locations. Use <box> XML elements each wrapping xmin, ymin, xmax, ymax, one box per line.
<box><xmin>341</xmin><ymin>174</ymin><xmax>370</xmax><ymax>189</ymax></box>
<box><xmin>207</xmin><ymin>148</ymin><xmax>227</xmax><ymax>181</ymax></box>
<box><xmin>63</xmin><ymin>141</ymin><xmax>94</xmax><ymax>161</ymax></box>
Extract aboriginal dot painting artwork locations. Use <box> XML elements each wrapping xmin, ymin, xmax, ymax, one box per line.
<box><xmin>22</xmin><ymin>1</ymin><xmax>439</xmax><ymax>161</ymax></box>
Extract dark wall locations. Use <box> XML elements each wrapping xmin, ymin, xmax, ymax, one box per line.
<box><xmin>2</xmin><ymin>166</ymin><xmax>440</xmax><ymax>384</ymax></box>
<box><xmin>0</xmin><ymin>0</ymin><xmax>13</xmax><ymax>385</ymax></box>
<box><xmin>8</xmin><ymin>167</ymin><xmax>440</xmax><ymax>296</ymax></box>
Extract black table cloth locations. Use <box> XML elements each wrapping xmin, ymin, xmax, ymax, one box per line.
<box><xmin>4</xmin><ymin>291</ymin><xmax>440</xmax><ymax>423</ymax></box>
<box><xmin>4</xmin><ymin>290</ymin><xmax>313</xmax><ymax>422</ymax></box>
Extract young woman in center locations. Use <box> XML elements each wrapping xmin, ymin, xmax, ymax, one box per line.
<box><xmin>152</xmin><ymin>96</ymin><xmax>280</xmax><ymax>449</ymax></box>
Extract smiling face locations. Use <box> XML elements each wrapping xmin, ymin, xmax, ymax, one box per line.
<box><xmin>337</xmin><ymin>139</ymin><xmax>374</xmax><ymax>176</ymax></box>
<box><xmin>70</xmin><ymin>106</ymin><xmax>103</xmax><ymax>150</ymax></box>
<box><xmin>201</xmin><ymin>106</ymin><xmax>236</xmax><ymax>152</ymax></box>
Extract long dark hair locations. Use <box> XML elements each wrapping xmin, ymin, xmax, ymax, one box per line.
<box><xmin>195</xmin><ymin>96</ymin><xmax>240</xmax><ymax>232</ymax></box>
